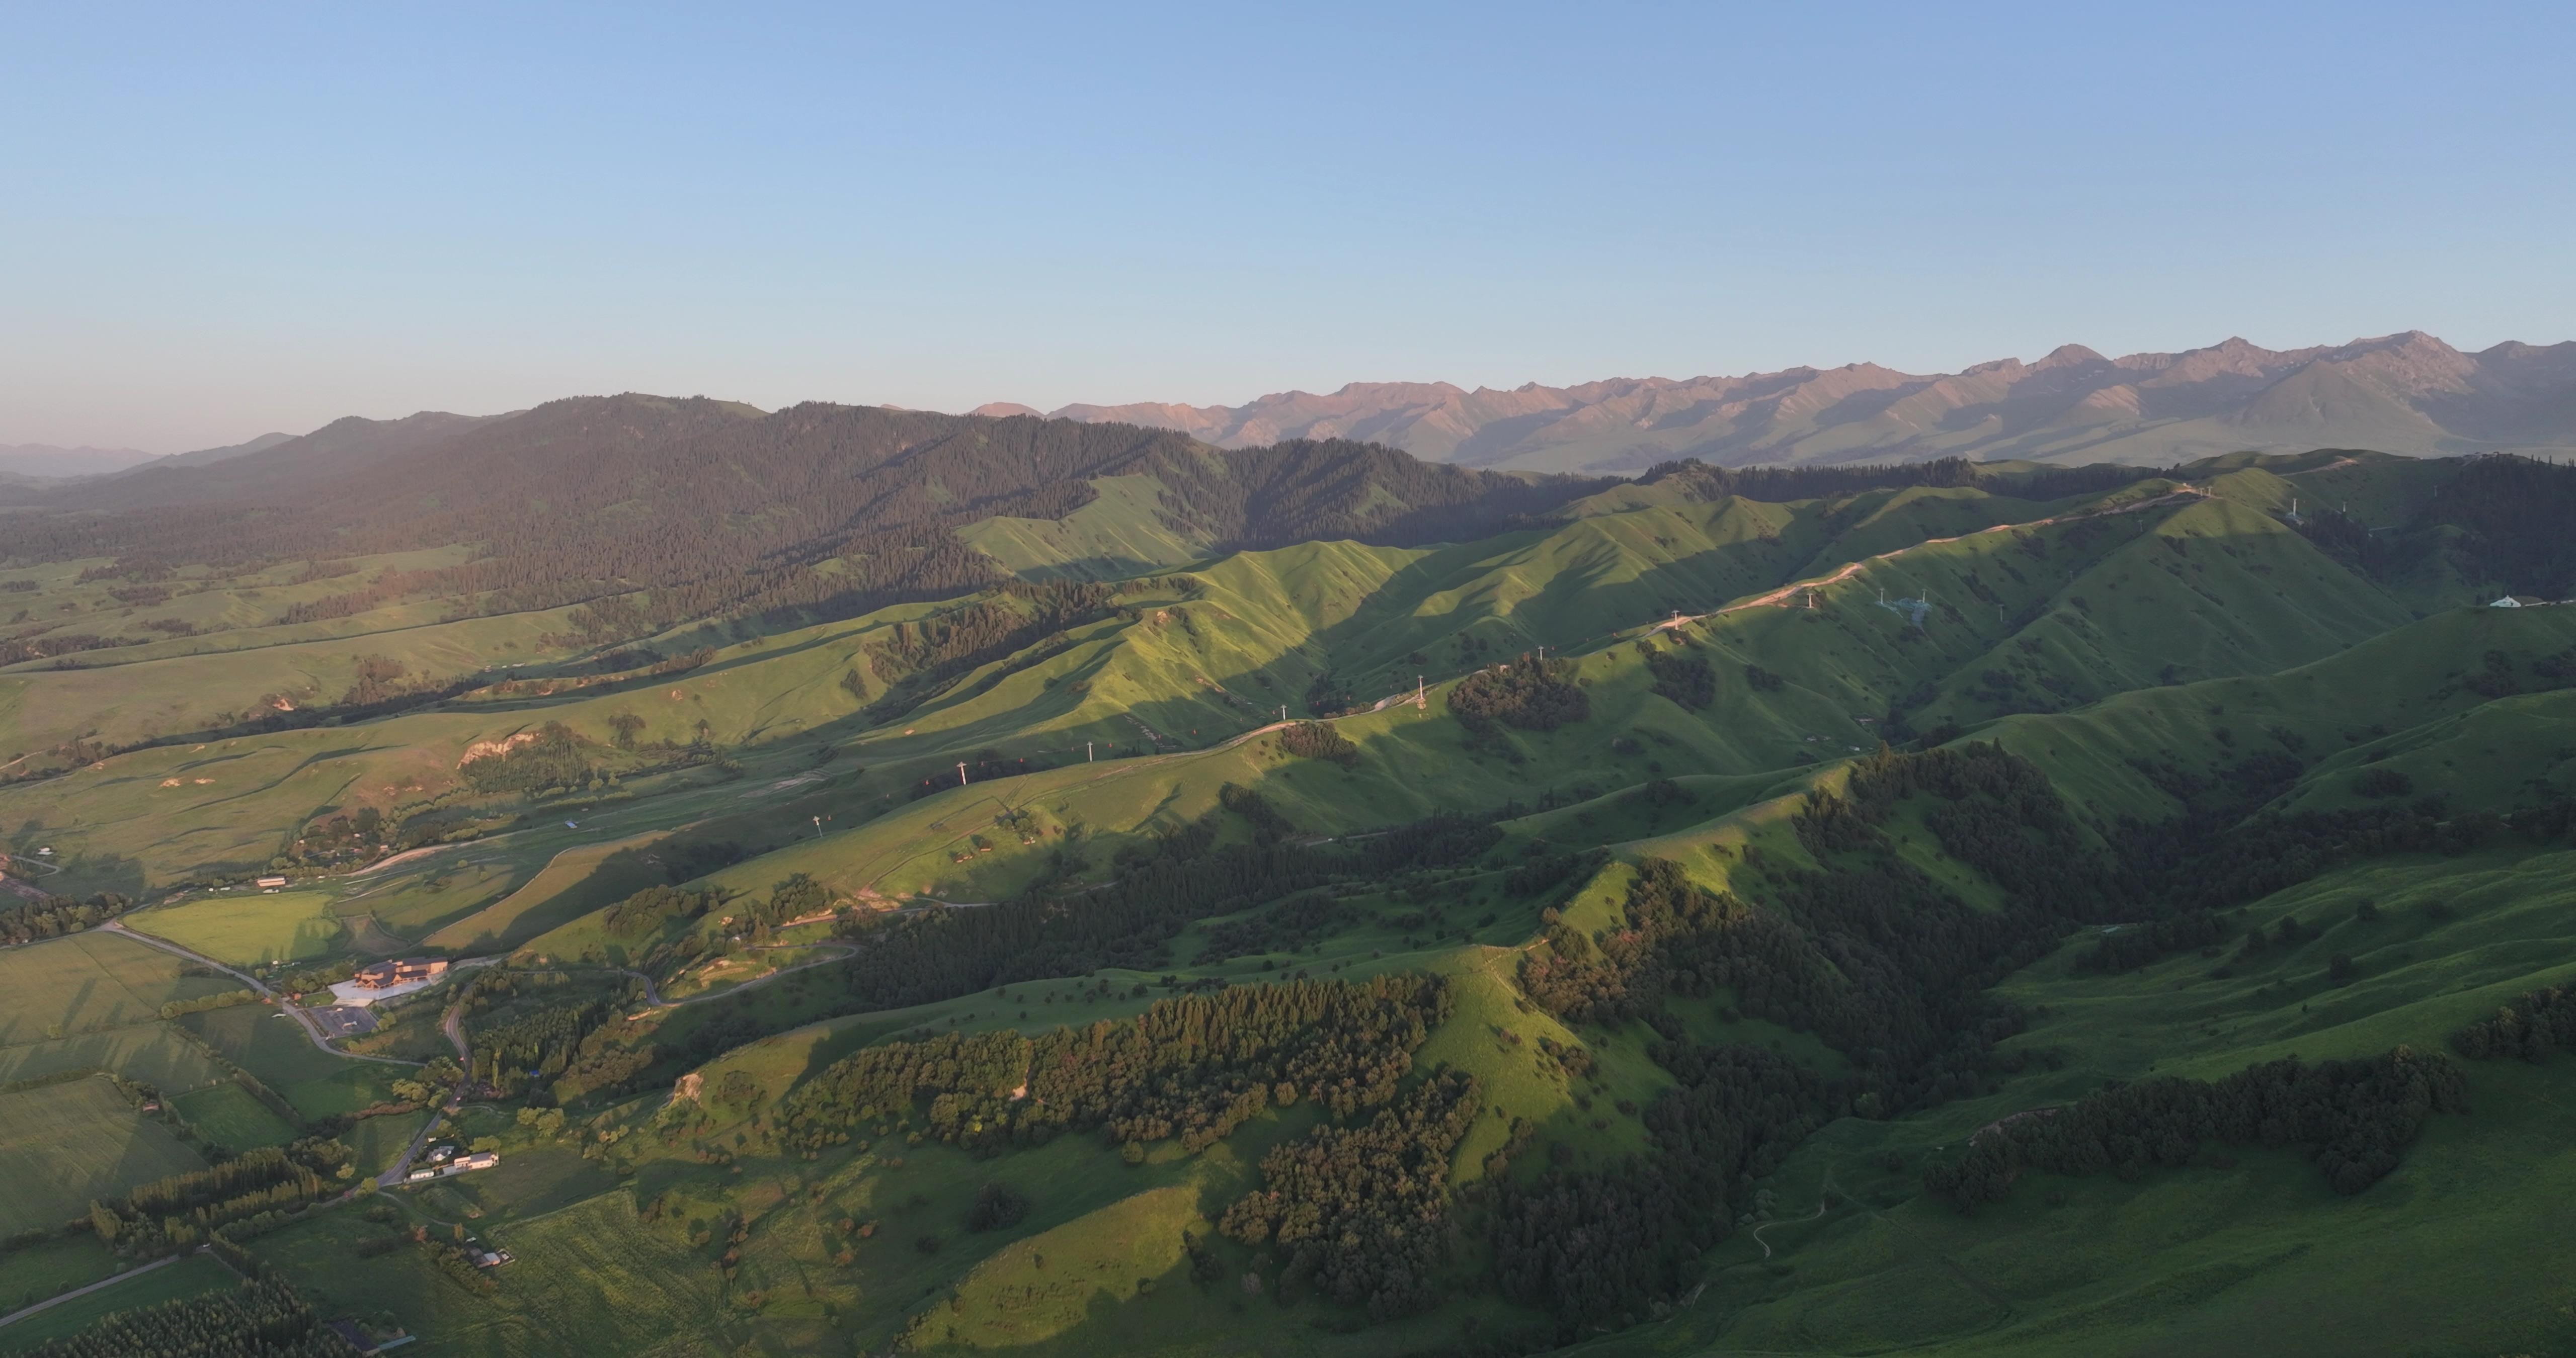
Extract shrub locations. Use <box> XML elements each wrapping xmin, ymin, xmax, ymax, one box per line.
<box><xmin>965</xmin><ymin>1182</ymin><xmax>1029</xmax><ymax>1232</ymax></box>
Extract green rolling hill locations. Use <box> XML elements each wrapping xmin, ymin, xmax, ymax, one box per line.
<box><xmin>7</xmin><ymin>411</ymin><xmax>2576</xmax><ymax>1356</ymax></box>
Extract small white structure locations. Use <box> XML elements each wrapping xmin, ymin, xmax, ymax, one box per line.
<box><xmin>2490</xmin><ymin>595</ymin><xmax>2547</xmax><ymax>609</ymax></box>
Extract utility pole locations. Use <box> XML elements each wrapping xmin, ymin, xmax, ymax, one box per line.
<box><xmin>1415</xmin><ymin>674</ymin><xmax>1425</xmax><ymax>709</ymax></box>
<box><xmin>1279</xmin><ymin>705</ymin><xmax>1287</xmax><ymax>722</ymax></box>
<box><xmin>956</xmin><ymin>761</ymin><xmax>968</xmax><ymax>787</ymax></box>
<box><xmin>1086</xmin><ymin>741</ymin><xmax>1093</xmax><ymax>762</ymax></box>
<box><xmin>811</xmin><ymin>815</ymin><xmax>823</xmax><ymax>841</ymax></box>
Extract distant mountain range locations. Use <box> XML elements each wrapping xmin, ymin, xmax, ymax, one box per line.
<box><xmin>0</xmin><ymin>443</ymin><xmax>159</xmax><ymax>479</ymax></box>
<box><xmin>975</xmin><ymin>331</ymin><xmax>2576</xmax><ymax>472</ymax></box>
<box><xmin>0</xmin><ymin>432</ymin><xmax>295</xmax><ymax>482</ymax></box>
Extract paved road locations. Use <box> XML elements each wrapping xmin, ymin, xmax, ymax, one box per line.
<box><xmin>0</xmin><ymin>1254</ymin><xmax>181</xmax><ymax>1331</ymax></box>
<box><xmin>102</xmin><ymin>920</ymin><xmax>422</xmax><ymax>1067</ymax></box>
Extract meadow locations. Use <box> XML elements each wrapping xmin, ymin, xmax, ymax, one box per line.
<box><xmin>0</xmin><ymin>1236</ymin><xmax>121</xmax><ymax>1314</ymax></box>
<box><xmin>0</xmin><ymin>930</ymin><xmax>237</xmax><ymax>1047</ymax></box>
<box><xmin>0</xmin><ymin>1078</ymin><xmax>204</xmax><ymax>1235</ymax></box>
<box><xmin>171</xmin><ymin>1081</ymin><xmax>300</xmax><ymax>1151</ymax></box>
<box><xmin>126</xmin><ymin>890</ymin><xmax>346</xmax><ymax>967</ymax></box>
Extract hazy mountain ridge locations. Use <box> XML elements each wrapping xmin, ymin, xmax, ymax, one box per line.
<box><xmin>981</xmin><ymin>331</ymin><xmax>2576</xmax><ymax>472</ymax></box>
<box><xmin>0</xmin><ymin>442</ymin><xmax>160</xmax><ymax>479</ymax></box>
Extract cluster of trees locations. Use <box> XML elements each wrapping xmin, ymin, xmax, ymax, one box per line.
<box><xmin>1519</xmin><ymin>744</ymin><xmax>2193</xmax><ymax>1163</ymax></box>
<box><xmin>773</xmin><ymin>975</ymin><xmax>1451</xmax><ymax>1158</ymax></box>
<box><xmin>0</xmin><ymin>890</ymin><xmax>132</xmax><ymax>945</ymax></box>
<box><xmin>1447</xmin><ymin>657</ymin><xmax>1588</xmax><ymax>741</ymax></box>
<box><xmin>158</xmin><ymin>988</ymin><xmax>261</xmax><ymax>1020</ymax></box>
<box><xmin>1924</xmin><ymin>1047</ymin><xmax>2467</xmax><ymax>1209</ymax></box>
<box><xmin>965</xmin><ymin>1182</ymin><xmax>1030</xmax><ymax>1232</ymax></box>
<box><xmin>2451</xmin><ymin>976</ymin><xmax>2576</xmax><ymax>1061</ymax></box>
<box><xmin>21</xmin><ymin>1274</ymin><xmax>349</xmax><ymax>1358</ymax></box>
<box><xmin>2419</xmin><ymin>453</ymin><xmax>2576</xmax><ymax>599</ymax></box>
<box><xmin>1197</xmin><ymin>891</ymin><xmax>1353</xmax><ymax>962</ymax></box>
<box><xmin>458</xmin><ymin>721</ymin><xmax>596</xmax><ymax>797</ymax></box>
<box><xmin>1277</xmin><ymin>721</ymin><xmax>1359</xmax><ymax>768</ymax></box>
<box><xmin>89</xmin><ymin>1137</ymin><xmax>353</xmax><ymax>1254</ymax></box>
<box><xmin>1642</xmin><ymin>647</ymin><xmax>1714</xmax><ymax>709</ymax></box>
<box><xmin>415</xmin><ymin>1232</ymin><xmax>499</xmax><ymax>1295</ymax></box>
<box><xmin>861</xmin><ymin>581</ymin><xmax>1123</xmax><ymax>723</ymax></box>
<box><xmin>1219</xmin><ymin>1070</ymin><xmax>1482</xmax><ymax>1318</ymax></box>
<box><xmin>0</xmin><ymin>632</ymin><xmax>138</xmax><ymax>667</ymax></box>
<box><xmin>2074</xmin><ymin>911</ymin><xmax>2228</xmax><ymax>974</ymax></box>
<box><xmin>1520</xmin><ymin>845</ymin><xmax>2042</xmax><ymax>1113</ymax></box>
<box><xmin>1490</xmin><ymin>1045</ymin><xmax>1831</xmax><ymax>1331</ymax></box>
<box><xmin>603</xmin><ymin>885</ymin><xmax>717</xmax><ymax>941</ymax></box>
<box><xmin>731</xmin><ymin>873</ymin><xmax>832</xmax><ymax>934</ymax></box>
<box><xmin>1843</xmin><ymin>743</ymin><xmax>2118</xmax><ymax>915</ymax></box>
<box><xmin>292</xmin><ymin>806</ymin><xmax>386</xmax><ymax>865</ymax></box>
<box><xmin>469</xmin><ymin>994</ymin><xmax>614</xmax><ymax>1097</ymax></box>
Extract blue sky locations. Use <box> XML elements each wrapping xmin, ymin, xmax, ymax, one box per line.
<box><xmin>5</xmin><ymin>2</ymin><xmax>2570</xmax><ymax>450</ymax></box>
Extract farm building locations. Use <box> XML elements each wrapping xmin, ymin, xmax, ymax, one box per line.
<box><xmin>254</xmin><ymin>875</ymin><xmax>289</xmax><ymax>889</ymax></box>
<box><xmin>351</xmin><ymin>957</ymin><xmax>450</xmax><ymax>989</ymax></box>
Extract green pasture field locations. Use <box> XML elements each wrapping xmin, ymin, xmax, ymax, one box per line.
<box><xmin>0</xmin><ymin>1235</ymin><xmax>119</xmax><ymax>1314</ymax></box>
<box><xmin>173</xmin><ymin>1002</ymin><xmax>410</xmax><ymax>1118</ymax></box>
<box><xmin>419</xmin><ymin>830</ymin><xmax>674</xmax><ymax>954</ymax></box>
<box><xmin>348</xmin><ymin>1113</ymin><xmax>423</xmax><ymax>1179</ymax></box>
<box><xmin>0</xmin><ymin>1253</ymin><xmax>235</xmax><ymax>1352</ymax></box>
<box><xmin>0</xmin><ymin>929</ymin><xmax>238</xmax><ymax>1048</ymax></box>
<box><xmin>252</xmin><ymin>1192</ymin><xmax>738</xmax><ymax>1358</ymax></box>
<box><xmin>0</xmin><ymin>1024</ymin><xmax>227</xmax><ymax>1095</ymax></box>
<box><xmin>128</xmin><ymin>891</ymin><xmax>346</xmax><ymax>967</ymax></box>
<box><xmin>427</xmin><ymin>1146</ymin><xmax>617</xmax><ymax>1226</ymax></box>
<box><xmin>177</xmin><ymin>1000</ymin><xmax>358</xmax><ymax>1084</ymax></box>
<box><xmin>0</xmin><ymin>598</ymin><xmax>592</xmax><ymax>764</ymax></box>
<box><xmin>0</xmin><ymin>1078</ymin><xmax>205</xmax><ymax>1236</ymax></box>
<box><xmin>171</xmin><ymin>1081</ymin><xmax>298</xmax><ymax>1151</ymax></box>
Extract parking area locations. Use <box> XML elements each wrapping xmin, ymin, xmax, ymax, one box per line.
<box><xmin>304</xmin><ymin>1004</ymin><xmax>379</xmax><ymax>1039</ymax></box>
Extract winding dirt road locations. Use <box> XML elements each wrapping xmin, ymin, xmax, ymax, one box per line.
<box><xmin>1656</xmin><ymin>486</ymin><xmax>2208</xmax><ymax>635</ymax></box>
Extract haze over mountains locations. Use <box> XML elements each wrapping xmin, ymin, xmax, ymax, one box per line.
<box><xmin>977</xmin><ymin>331</ymin><xmax>2576</xmax><ymax>473</ymax></box>
<box><xmin>0</xmin><ymin>433</ymin><xmax>295</xmax><ymax>483</ymax></box>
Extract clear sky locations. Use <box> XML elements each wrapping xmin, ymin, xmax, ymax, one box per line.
<box><xmin>6</xmin><ymin>1</ymin><xmax>2571</xmax><ymax>451</ymax></box>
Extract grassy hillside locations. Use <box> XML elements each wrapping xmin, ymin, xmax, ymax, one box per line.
<box><xmin>15</xmin><ymin>451</ymin><xmax>2576</xmax><ymax>1356</ymax></box>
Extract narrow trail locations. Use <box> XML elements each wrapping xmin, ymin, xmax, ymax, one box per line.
<box><xmin>1654</xmin><ymin>486</ymin><xmax>2209</xmax><ymax>635</ymax></box>
<box><xmin>614</xmin><ymin>942</ymin><xmax>861</xmax><ymax>1011</ymax></box>
<box><xmin>0</xmin><ymin>1254</ymin><xmax>182</xmax><ymax>1331</ymax></box>
<box><xmin>1748</xmin><ymin>1196</ymin><xmax>1831</xmax><ymax>1260</ymax></box>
